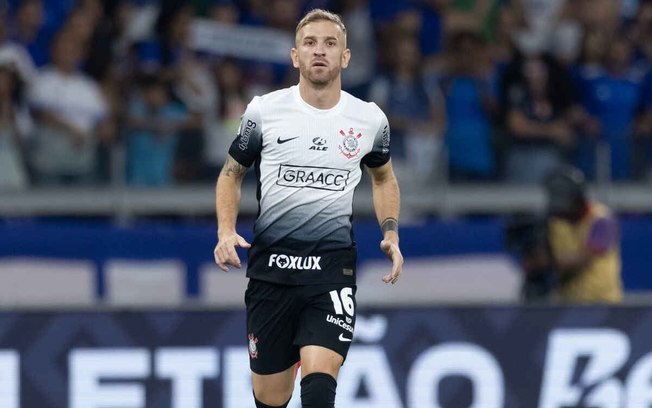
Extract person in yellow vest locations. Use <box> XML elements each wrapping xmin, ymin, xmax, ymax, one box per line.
<box><xmin>544</xmin><ymin>166</ymin><xmax>623</xmax><ymax>303</ymax></box>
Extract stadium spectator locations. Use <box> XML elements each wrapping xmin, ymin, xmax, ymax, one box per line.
<box><xmin>502</xmin><ymin>52</ymin><xmax>577</xmax><ymax>184</ymax></box>
<box><xmin>576</xmin><ymin>34</ymin><xmax>643</xmax><ymax>181</ymax></box>
<box><xmin>575</xmin><ymin>0</ymin><xmax>620</xmax><ymax>35</ymax></box>
<box><xmin>488</xmin><ymin>2</ymin><xmax>519</xmax><ymax>69</ymax></box>
<box><xmin>0</xmin><ymin>64</ymin><xmax>29</xmax><ymax>190</ymax></box>
<box><xmin>548</xmin><ymin>0</ymin><xmax>584</xmax><ymax>66</ymax></box>
<box><xmin>28</xmin><ymin>30</ymin><xmax>110</xmax><ymax>185</ymax></box>
<box><xmin>571</xmin><ymin>29</ymin><xmax>610</xmax><ymax>179</ymax></box>
<box><xmin>443</xmin><ymin>0</ymin><xmax>502</xmax><ymax>42</ymax></box>
<box><xmin>629</xmin><ymin>0</ymin><xmax>652</xmax><ymax>70</ymax></box>
<box><xmin>268</xmin><ymin>0</ymin><xmax>302</xmax><ymax>33</ymax></box>
<box><xmin>124</xmin><ymin>73</ymin><xmax>193</xmax><ymax>186</ymax></box>
<box><xmin>369</xmin><ymin>31</ymin><xmax>445</xmax><ymax>184</ymax></box>
<box><xmin>333</xmin><ymin>0</ymin><xmax>376</xmax><ymax>100</ymax></box>
<box><xmin>208</xmin><ymin>0</ymin><xmax>239</xmax><ymax>25</ymax></box>
<box><xmin>509</xmin><ymin>0</ymin><xmax>568</xmax><ymax>57</ymax></box>
<box><xmin>0</xmin><ymin>0</ymin><xmax>647</xmax><ymax>187</ymax></box>
<box><xmin>544</xmin><ymin>165</ymin><xmax>623</xmax><ymax>303</ymax></box>
<box><xmin>204</xmin><ymin>58</ymin><xmax>248</xmax><ymax>177</ymax></box>
<box><xmin>146</xmin><ymin>2</ymin><xmax>209</xmax><ymax>182</ymax></box>
<box><xmin>394</xmin><ymin>2</ymin><xmax>443</xmax><ymax>69</ymax></box>
<box><xmin>8</xmin><ymin>0</ymin><xmax>51</xmax><ymax>67</ymax></box>
<box><xmin>0</xmin><ymin>4</ymin><xmax>37</xmax><ymax>84</ymax></box>
<box><xmin>633</xmin><ymin>2</ymin><xmax>652</xmax><ymax>180</ymax></box>
<box><xmin>62</xmin><ymin>0</ymin><xmax>115</xmax><ymax>83</ymax></box>
<box><xmin>440</xmin><ymin>30</ymin><xmax>497</xmax><ymax>181</ymax></box>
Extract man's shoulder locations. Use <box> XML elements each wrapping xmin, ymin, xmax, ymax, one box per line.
<box><xmin>342</xmin><ymin>91</ymin><xmax>386</xmax><ymax>120</ymax></box>
<box><xmin>245</xmin><ymin>87</ymin><xmax>295</xmax><ymax>118</ymax></box>
<box><xmin>256</xmin><ymin>86</ymin><xmax>294</xmax><ymax>104</ymax></box>
<box><xmin>588</xmin><ymin>201</ymin><xmax>614</xmax><ymax>222</ymax></box>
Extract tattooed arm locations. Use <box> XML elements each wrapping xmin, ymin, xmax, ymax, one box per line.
<box><xmin>214</xmin><ymin>154</ymin><xmax>251</xmax><ymax>271</ymax></box>
<box><xmin>367</xmin><ymin>160</ymin><xmax>403</xmax><ymax>284</ymax></box>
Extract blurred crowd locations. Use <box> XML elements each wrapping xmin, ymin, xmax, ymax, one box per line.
<box><xmin>2</xmin><ymin>0</ymin><xmax>652</xmax><ymax>190</ymax></box>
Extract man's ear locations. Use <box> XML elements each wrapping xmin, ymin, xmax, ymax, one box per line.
<box><xmin>291</xmin><ymin>48</ymin><xmax>299</xmax><ymax>68</ymax></box>
<box><xmin>341</xmin><ymin>48</ymin><xmax>351</xmax><ymax>69</ymax></box>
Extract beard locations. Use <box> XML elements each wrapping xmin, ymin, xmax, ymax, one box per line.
<box><xmin>300</xmin><ymin>62</ymin><xmax>340</xmax><ymax>88</ymax></box>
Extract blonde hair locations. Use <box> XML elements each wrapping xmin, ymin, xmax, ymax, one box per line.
<box><xmin>296</xmin><ymin>9</ymin><xmax>347</xmax><ymax>43</ymax></box>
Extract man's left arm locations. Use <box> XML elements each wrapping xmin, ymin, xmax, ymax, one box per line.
<box><xmin>366</xmin><ymin>160</ymin><xmax>403</xmax><ymax>284</ymax></box>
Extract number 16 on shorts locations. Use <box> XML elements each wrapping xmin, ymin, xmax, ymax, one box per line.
<box><xmin>327</xmin><ymin>287</ymin><xmax>355</xmax><ymax>343</ymax></box>
<box><xmin>329</xmin><ymin>288</ymin><xmax>355</xmax><ymax>316</ymax></box>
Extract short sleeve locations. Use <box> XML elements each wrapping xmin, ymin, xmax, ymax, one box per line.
<box><xmin>587</xmin><ymin>216</ymin><xmax>619</xmax><ymax>254</ymax></box>
<box><xmin>361</xmin><ymin>109</ymin><xmax>391</xmax><ymax>168</ymax></box>
<box><xmin>228</xmin><ymin>97</ymin><xmax>263</xmax><ymax>168</ymax></box>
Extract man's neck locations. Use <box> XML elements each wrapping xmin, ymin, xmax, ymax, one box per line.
<box><xmin>298</xmin><ymin>79</ymin><xmax>341</xmax><ymax>110</ymax></box>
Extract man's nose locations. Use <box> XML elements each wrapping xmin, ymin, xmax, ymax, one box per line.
<box><xmin>314</xmin><ymin>43</ymin><xmax>326</xmax><ymax>55</ymax></box>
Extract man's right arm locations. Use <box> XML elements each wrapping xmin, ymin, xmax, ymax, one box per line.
<box><xmin>214</xmin><ymin>154</ymin><xmax>251</xmax><ymax>271</ymax></box>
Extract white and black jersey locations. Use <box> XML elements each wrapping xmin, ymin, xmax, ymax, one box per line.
<box><xmin>229</xmin><ymin>85</ymin><xmax>390</xmax><ymax>285</ymax></box>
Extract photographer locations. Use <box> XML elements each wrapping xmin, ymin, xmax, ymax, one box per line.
<box><xmin>544</xmin><ymin>166</ymin><xmax>623</xmax><ymax>303</ymax></box>
<box><xmin>506</xmin><ymin>214</ymin><xmax>553</xmax><ymax>303</ymax></box>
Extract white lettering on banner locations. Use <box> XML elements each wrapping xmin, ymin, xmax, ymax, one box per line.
<box><xmin>539</xmin><ymin>329</ymin><xmax>629</xmax><ymax>408</ymax></box>
<box><xmin>154</xmin><ymin>348</ymin><xmax>219</xmax><ymax>408</ymax></box>
<box><xmin>336</xmin><ymin>346</ymin><xmax>403</xmax><ymax>407</ymax></box>
<box><xmin>354</xmin><ymin>315</ymin><xmax>388</xmax><ymax>343</ymax></box>
<box><xmin>626</xmin><ymin>353</ymin><xmax>652</xmax><ymax>407</ymax></box>
<box><xmin>70</xmin><ymin>349</ymin><xmax>149</xmax><ymax>408</ymax></box>
<box><xmin>190</xmin><ymin>19</ymin><xmax>293</xmax><ymax>64</ymax></box>
<box><xmin>0</xmin><ymin>351</ymin><xmax>19</xmax><ymax>408</ymax></box>
<box><xmin>407</xmin><ymin>343</ymin><xmax>504</xmax><ymax>408</ymax></box>
<box><xmin>5</xmin><ymin>325</ymin><xmax>652</xmax><ymax>406</ymax></box>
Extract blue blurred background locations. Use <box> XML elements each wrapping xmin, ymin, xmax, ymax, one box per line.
<box><xmin>2</xmin><ymin>1</ymin><xmax>652</xmax><ymax>407</ymax></box>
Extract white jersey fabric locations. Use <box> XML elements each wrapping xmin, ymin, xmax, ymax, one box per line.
<box><xmin>229</xmin><ymin>85</ymin><xmax>390</xmax><ymax>285</ymax></box>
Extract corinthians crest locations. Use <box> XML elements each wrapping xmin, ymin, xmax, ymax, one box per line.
<box><xmin>338</xmin><ymin>128</ymin><xmax>362</xmax><ymax>159</ymax></box>
<box><xmin>248</xmin><ymin>333</ymin><xmax>258</xmax><ymax>359</ymax></box>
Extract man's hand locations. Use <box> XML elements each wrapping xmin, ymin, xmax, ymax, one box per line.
<box><xmin>380</xmin><ymin>239</ymin><xmax>403</xmax><ymax>284</ymax></box>
<box><xmin>214</xmin><ymin>233</ymin><xmax>251</xmax><ymax>272</ymax></box>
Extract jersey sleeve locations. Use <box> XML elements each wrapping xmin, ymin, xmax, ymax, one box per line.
<box><xmin>361</xmin><ymin>109</ymin><xmax>391</xmax><ymax>168</ymax></box>
<box><xmin>228</xmin><ymin>97</ymin><xmax>263</xmax><ymax>167</ymax></box>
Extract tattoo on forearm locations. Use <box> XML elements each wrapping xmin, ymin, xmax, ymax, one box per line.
<box><xmin>221</xmin><ymin>157</ymin><xmax>247</xmax><ymax>178</ymax></box>
<box><xmin>381</xmin><ymin>217</ymin><xmax>398</xmax><ymax>234</ymax></box>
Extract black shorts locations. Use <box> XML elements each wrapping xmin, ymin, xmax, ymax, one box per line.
<box><xmin>245</xmin><ymin>279</ymin><xmax>357</xmax><ymax>375</ymax></box>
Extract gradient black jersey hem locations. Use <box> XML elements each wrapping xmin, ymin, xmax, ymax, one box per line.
<box><xmin>246</xmin><ymin>245</ymin><xmax>357</xmax><ymax>285</ymax></box>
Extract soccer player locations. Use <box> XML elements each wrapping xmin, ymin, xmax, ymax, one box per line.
<box><xmin>213</xmin><ymin>8</ymin><xmax>402</xmax><ymax>408</ymax></box>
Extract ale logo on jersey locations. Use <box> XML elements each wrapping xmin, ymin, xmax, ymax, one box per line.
<box><xmin>310</xmin><ymin>137</ymin><xmax>328</xmax><ymax>151</ymax></box>
<box><xmin>268</xmin><ymin>254</ymin><xmax>322</xmax><ymax>270</ymax></box>
<box><xmin>339</xmin><ymin>128</ymin><xmax>362</xmax><ymax>159</ymax></box>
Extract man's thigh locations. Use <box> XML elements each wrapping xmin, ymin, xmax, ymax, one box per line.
<box><xmin>295</xmin><ymin>283</ymin><xmax>357</xmax><ymax>362</ymax></box>
<box><xmin>246</xmin><ymin>279</ymin><xmax>301</xmax><ymax>375</ymax></box>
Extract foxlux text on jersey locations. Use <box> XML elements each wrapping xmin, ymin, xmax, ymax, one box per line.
<box><xmin>268</xmin><ymin>254</ymin><xmax>322</xmax><ymax>270</ymax></box>
<box><xmin>276</xmin><ymin>164</ymin><xmax>350</xmax><ymax>191</ymax></box>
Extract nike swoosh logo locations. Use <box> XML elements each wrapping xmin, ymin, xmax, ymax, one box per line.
<box><xmin>277</xmin><ymin>136</ymin><xmax>300</xmax><ymax>144</ymax></box>
<box><xmin>338</xmin><ymin>333</ymin><xmax>352</xmax><ymax>342</ymax></box>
